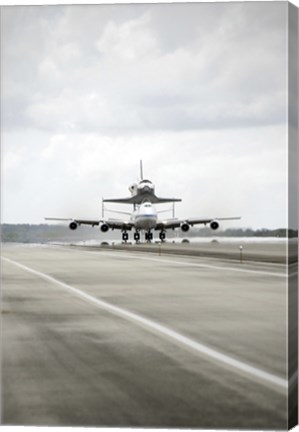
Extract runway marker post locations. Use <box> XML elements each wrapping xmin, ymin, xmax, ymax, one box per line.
<box><xmin>239</xmin><ymin>245</ymin><xmax>243</xmax><ymax>263</ymax></box>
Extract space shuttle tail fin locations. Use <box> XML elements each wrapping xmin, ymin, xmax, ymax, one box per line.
<box><xmin>140</xmin><ymin>160</ymin><xmax>143</xmax><ymax>181</ymax></box>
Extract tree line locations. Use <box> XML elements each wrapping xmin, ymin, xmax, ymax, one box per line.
<box><xmin>1</xmin><ymin>224</ymin><xmax>297</xmax><ymax>243</ymax></box>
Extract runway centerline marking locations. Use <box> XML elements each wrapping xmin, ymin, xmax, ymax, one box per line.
<box><xmin>2</xmin><ymin>255</ymin><xmax>287</xmax><ymax>392</ymax></box>
<box><xmin>57</xmin><ymin>246</ymin><xmax>287</xmax><ymax>278</ymax></box>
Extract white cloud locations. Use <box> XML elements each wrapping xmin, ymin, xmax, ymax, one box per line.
<box><xmin>3</xmin><ymin>151</ymin><xmax>22</xmax><ymax>171</ymax></box>
<box><xmin>38</xmin><ymin>57</ymin><xmax>62</xmax><ymax>81</ymax></box>
<box><xmin>2</xmin><ymin>3</ymin><xmax>287</xmax><ymax>133</ymax></box>
<box><xmin>1</xmin><ymin>3</ymin><xmax>289</xmax><ymax>229</ymax></box>
<box><xmin>96</xmin><ymin>13</ymin><xmax>158</xmax><ymax>61</ymax></box>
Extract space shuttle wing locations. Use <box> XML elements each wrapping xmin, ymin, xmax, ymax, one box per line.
<box><xmin>151</xmin><ymin>196</ymin><xmax>182</xmax><ymax>204</ymax></box>
<box><xmin>103</xmin><ymin>194</ymin><xmax>181</xmax><ymax>205</ymax></box>
<box><xmin>103</xmin><ymin>197</ymin><xmax>138</xmax><ymax>204</ymax></box>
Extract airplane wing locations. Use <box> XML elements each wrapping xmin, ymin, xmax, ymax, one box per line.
<box><xmin>155</xmin><ymin>216</ymin><xmax>241</xmax><ymax>230</ymax></box>
<box><xmin>45</xmin><ymin>217</ymin><xmax>134</xmax><ymax>230</ymax></box>
<box><xmin>104</xmin><ymin>218</ymin><xmax>134</xmax><ymax>230</ymax></box>
<box><xmin>45</xmin><ymin>217</ymin><xmax>100</xmax><ymax>226</ymax></box>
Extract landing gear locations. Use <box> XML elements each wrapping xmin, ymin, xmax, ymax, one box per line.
<box><xmin>122</xmin><ymin>231</ymin><xmax>129</xmax><ymax>243</ymax></box>
<box><xmin>134</xmin><ymin>231</ymin><xmax>140</xmax><ymax>243</ymax></box>
<box><xmin>159</xmin><ymin>231</ymin><xmax>166</xmax><ymax>242</ymax></box>
<box><xmin>145</xmin><ymin>231</ymin><xmax>153</xmax><ymax>242</ymax></box>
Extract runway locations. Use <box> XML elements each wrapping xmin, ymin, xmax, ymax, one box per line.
<box><xmin>94</xmin><ymin>239</ymin><xmax>289</xmax><ymax>263</ymax></box>
<box><xmin>1</xmin><ymin>243</ymin><xmax>289</xmax><ymax>428</ymax></box>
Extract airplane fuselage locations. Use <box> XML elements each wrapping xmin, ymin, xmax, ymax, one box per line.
<box><xmin>131</xmin><ymin>202</ymin><xmax>157</xmax><ymax>231</ymax></box>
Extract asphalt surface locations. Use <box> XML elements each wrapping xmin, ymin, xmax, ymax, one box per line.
<box><xmin>1</xmin><ymin>243</ymin><xmax>289</xmax><ymax>428</ymax></box>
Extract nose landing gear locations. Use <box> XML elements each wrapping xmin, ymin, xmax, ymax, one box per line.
<box><xmin>145</xmin><ymin>231</ymin><xmax>153</xmax><ymax>242</ymax></box>
<box><xmin>134</xmin><ymin>231</ymin><xmax>140</xmax><ymax>243</ymax></box>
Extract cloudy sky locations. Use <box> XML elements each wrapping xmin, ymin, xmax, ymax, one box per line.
<box><xmin>1</xmin><ymin>2</ymin><xmax>289</xmax><ymax>229</ymax></box>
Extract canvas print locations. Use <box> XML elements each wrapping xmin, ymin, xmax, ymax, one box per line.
<box><xmin>1</xmin><ymin>1</ymin><xmax>298</xmax><ymax>429</ymax></box>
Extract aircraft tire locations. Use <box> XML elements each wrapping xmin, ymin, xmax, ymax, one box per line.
<box><xmin>159</xmin><ymin>231</ymin><xmax>166</xmax><ymax>241</ymax></box>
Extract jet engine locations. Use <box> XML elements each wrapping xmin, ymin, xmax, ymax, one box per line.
<box><xmin>69</xmin><ymin>221</ymin><xmax>78</xmax><ymax>230</ymax></box>
<box><xmin>210</xmin><ymin>220</ymin><xmax>219</xmax><ymax>230</ymax></box>
<box><xmin>180</xmin><ymin>222</ymin><xmax>190</xmax><ymax>232</ymax></box>
<box><xmin>100</xmin><ymin>222</ymin><xmax>109</xmax><ymax>232</ymax></box>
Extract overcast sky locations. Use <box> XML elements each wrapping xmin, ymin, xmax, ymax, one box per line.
<box><xmin>1</xmin><ymin>2</ymin><xmax>289</xmax><ymax>229</ymax></box>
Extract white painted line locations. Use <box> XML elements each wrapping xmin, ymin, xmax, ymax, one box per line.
<box><xmin>2</xmin><ymin>256</ymin><xmax>288</xmax><ymax>392</ymax></box>
<box><xmin>58</xmin><ymin>246</ymin><xmax>287</xmax><ymax>278</ymax></box>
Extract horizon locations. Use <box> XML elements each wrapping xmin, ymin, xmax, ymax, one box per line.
<box><xmin>1</xmin><ymin>222</ymin><xmax>295</xmax><ymax>232</ymax></box>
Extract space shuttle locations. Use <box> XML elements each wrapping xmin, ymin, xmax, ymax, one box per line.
<box><xmin>103</xmin><ymin>161</ymin><xmax>182</xmax><ymax>205</ymax></box>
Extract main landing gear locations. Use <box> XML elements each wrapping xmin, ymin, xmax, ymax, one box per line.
<box><xmin>122</xmin><ymin>231</ymin><xmax>129</xmax><ymax>243</ymax></box>
<box><xmin>144</xmin><ymin>231</ymin><xmax>166</xmax><ymax>243</ymax></box>
<box><xmin>159</xmin><ymin>230</ymin><xmax>166</xmax><ymax>242</ymax></box>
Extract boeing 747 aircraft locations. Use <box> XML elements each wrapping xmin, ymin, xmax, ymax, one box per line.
<box><xmin>46</xmin><ymin>202</ymin><xmax>240</xmax><ymax>243</ymax></box>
